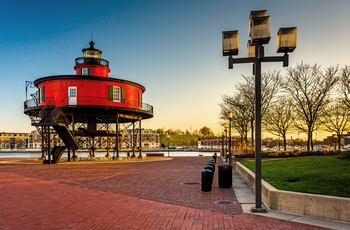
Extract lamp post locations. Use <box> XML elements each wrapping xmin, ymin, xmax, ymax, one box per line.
<box><xmin>166</xmin><ymin>135</ymin><xmax>170</xmax><ymax>157</ymax></box>
<box><xmin>222</xmin><ymin>10</ymin><xmax>297</xmax><ymax>213</ymax></box>
<box><xmin>224</xmin><ymin>123</ymin><xmax>228</xmax><ymax>163</ymax></box>
<box><xmin>228</xmin><ymin>112</ymin><xmax>233</xmax><ymax>165</ymax></box>
<box><xmin>221</xmin><ymin>131</ymin><xmax>225</xmax><ymax>157</ymax></box>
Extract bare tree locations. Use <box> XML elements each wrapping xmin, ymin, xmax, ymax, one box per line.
<box><xmin>319</xmin><ymin>99</ymin><xmax>350</xmax><ymax>150</ymax></box>
<box><xmin>234</xmin><ymin>70</ymin><xmax>282</xmax><ymax>145</ymax></box>
<box><xmin>263</xmin><ymin>96</ymin><xmax>294</xmax><ymax>151</ymax></box>
<box><xmin>339</xmin><ymin>65</ymin><xmax>350</xmax><ymax>108</ymax></box>
<box><xmin>281</xmin><ymin>63</ymin><xmax>339</xmax><ymax>152</ymax></box>
<box><xmin>219</xmin><ymin>93</ymin><xmax>250</xmax><ymax>147</ymax></box>
<box><xmin>234</xmin><ymin>81</ymin><xmax>255</xmax><ymax>146</ymax></box>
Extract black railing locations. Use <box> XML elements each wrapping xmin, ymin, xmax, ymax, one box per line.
<box><xmin>75</xmin><ymin>57</ymin><xmax>109</xmax><ymax>67</ymax></box>
<box><xmin>24</xmin><ymin>96</ymin><xmax>153</xmax><ymax>114</ymax></box>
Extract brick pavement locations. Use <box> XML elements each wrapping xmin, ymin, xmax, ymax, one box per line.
<box><xmin>0</xmin><ymin>157</ymin><xmax>329</xmax><ymax>229</ymax></box>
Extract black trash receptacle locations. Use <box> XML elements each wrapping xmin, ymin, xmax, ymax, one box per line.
<box><xmin>218</xmin><ymin>164</ymin><xmax>232</xmax><ymax>188</ymax></box>
<box><xmin>201</xmin><ymin>169</ymin><xmax>212</xmax><ymax>192</ymax></box>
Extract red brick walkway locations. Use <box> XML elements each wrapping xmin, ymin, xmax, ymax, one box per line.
<box><xmin>0</xmin><ymin>157</ymin><xmax>328</xmax><ymax>229</ymax></box>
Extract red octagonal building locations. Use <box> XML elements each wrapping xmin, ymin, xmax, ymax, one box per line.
<box><xmin>24</xmin><ymin>41</ymin><xmax>154</xmax><ymax>164</ymax></box>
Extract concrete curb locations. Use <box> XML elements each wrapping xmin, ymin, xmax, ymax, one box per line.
<box><xmin>236</xmin><ymin>162</ymin><xmax>350</xmax><ymax>222</ymax></box>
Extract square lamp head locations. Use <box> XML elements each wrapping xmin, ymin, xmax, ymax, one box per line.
<box><xmin>276</xmin><ymin>27</ymin><xmax>297</xmax><ymax>53</ymax></box>
<box><xmin>250</xmin><ymin>16</ymin><xmax>271</xmax><ymax>45</ymax></box>
<box><xmin>246</xmin><ymin>40</ymin><xmax>255</xmax><ymax>57</ymax></box>
<box><xmin>222</xmin><ymin>30</ymin><xmax>239</xmax><ymax>56</ymax></box>
<box><xmin>249</xmin><ymin>10</ymin><xmax>268</xmax><ymax>37</ymax></box>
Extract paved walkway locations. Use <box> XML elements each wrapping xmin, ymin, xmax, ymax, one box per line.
<box><xmin>0</xmin><ymin>156</ymin><xmax>348</xmax><ymax>229</ymax></box>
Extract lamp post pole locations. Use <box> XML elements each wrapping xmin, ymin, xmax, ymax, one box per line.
<box><xmin>222</xmin><ymin>10</ymin><xmax>297</xmax><ymax>213</ymax></box>
<box><xmin>255</xmin><ymin>44</ymin><xmax>263</xmax><ymax>211</ymax></box>
<box><xmin>224</xmin><ymin>125</ymin><xmax>228</xmax><ymax>163</ymax></box>
<box><xmin>228</xmin><ymin>112</ymin><xmax>233</xmax><ymax>165</ymax></box>
<box><xmin>167</xmin><ymin>135</ymin><xmax>170</xmax><ymax>157</ymax></box>
<box><xmin>221</xmin><ymin>132</ymin><xmax>225</xmax><ymax>158</ymax></box>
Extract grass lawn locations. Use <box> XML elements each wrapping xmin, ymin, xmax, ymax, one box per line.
<box><xmin>240</xmin><ymin>155</ymin><xmax>350</xmax><ymax>198</ymax></box>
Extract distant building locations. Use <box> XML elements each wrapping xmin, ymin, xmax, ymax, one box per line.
<box><xmin>123</xmin><ymin>129</ymin><xmax>160</xmax><ymax>149</ymax></box>
<box><xmin>28</xmin><ymin>130</ymin><xmax>42</xmax><ymax>149</ymax></box>
<box><xmin>198</xmin><ymin>136</ymin><xmax>240</xmax><ymax>149</ymax></box>
<box><xmin>0</xmin><ymin>132</ymin><xmax>28</xmax><ymax>149</ymax></box>
<box><xmin>0</xmin><ymin>128</ymin><xmax>160</xmax><ymax>150</ymax></box>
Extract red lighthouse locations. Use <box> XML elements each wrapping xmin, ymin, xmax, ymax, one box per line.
<box><xmin>24</xmin><ymin>41</ymin><xmax>153</xmax><ymax>164</ymax></box>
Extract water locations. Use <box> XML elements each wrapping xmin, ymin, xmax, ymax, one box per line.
<box><xmin>0</xmin><ymin>151</ymin><xmax>218</xmax><ymax>158</ymax></box>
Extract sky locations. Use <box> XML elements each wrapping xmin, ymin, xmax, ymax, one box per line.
<box><xmin>1</xmin><ymin>0</ymin><xmax>350</xmax><ymax>138</ymax></box>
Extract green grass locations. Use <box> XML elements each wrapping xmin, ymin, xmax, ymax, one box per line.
<box><xmin>240</xmin><ymin>155</ymin><xmax>350</xmax><ymax>198</ymax></box>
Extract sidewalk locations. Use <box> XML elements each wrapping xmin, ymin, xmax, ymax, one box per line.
<box><xmin>0</xmin><ymin>156</ymin><xmax>348</xmax><ymax>229</ymax></box>
<box><xmin>231</xmin><ymin>161</ymin><xmax>350</xmax><ymax>230</ymax></box>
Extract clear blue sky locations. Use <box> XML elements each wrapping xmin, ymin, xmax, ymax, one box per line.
<box><xmin>1</xmin><ymin>0</ymin><xmax>350</xmax><ymax>136</ymax></box>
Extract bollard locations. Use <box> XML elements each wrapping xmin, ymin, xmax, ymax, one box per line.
<box><xmin>201</xmin><ymin>169</ymin><xmax>212</xmax><ymax>192</ymax></box>
<box><xmin>213</xmin><ymin>153</ymin><xmax>217</xmax><ymax>163</ymax></box>
<box><xmin>206</xmin><ymin>162</ymin><xmax>215</xmax><ymax>173</ymax></box>
<box><xmin>204</xmin><ymin>164</ymin><xmax>214</xmax><ymax>181</ymax></box>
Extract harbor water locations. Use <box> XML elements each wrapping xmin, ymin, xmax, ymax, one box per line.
<box><xmin>0</xmin><ymin>151</ymin><xmax>218</xmax><ymax>158</ymax></box>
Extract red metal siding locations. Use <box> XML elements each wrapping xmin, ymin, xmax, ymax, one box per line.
<box><xmin>74</xmin><ymin>65</ymin><xmax>110</xmax><ymax>77</ymax></box>
<box><xmin>37</xmin><ymin>78</ymin><xmax>142</xmax><ymax>110</ymax></box>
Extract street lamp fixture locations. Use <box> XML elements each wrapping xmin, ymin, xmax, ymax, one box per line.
<box><xmin>222</xmin><ymin>30</ymin><xmax>239</xmax><ymax>56</ymax></box>
<box><xmin>222</xmin><ymin>9</ymin><xmax>297</xmax><ymax>213</ymax></box>
<box><xmin>224</xmin><ymin>123</ymin><xmax>228</xmax><ymax>162</ymax></box>
<box><xmin>248</xmin><ymin>10</ymin><xmax>269</xmax><ymax>38</ymax></box>
<box><xmin>250</xmin><ymin>16</ymin><xmax>271</xmax><ymax>45</ymax></box>
<box><xmin>221</xmin><ymin>131</ymin><xmax>225</xmax><ymax>158</ymax></box>
<box><xmin>246</xmin><ymin>40</ymin><xmax>255</xmax><ymax>58</ymax></box>
<box><xmin>276</xmin><ymin>27</ymin><xmax>297</xmax><ymax>53</ymax></box>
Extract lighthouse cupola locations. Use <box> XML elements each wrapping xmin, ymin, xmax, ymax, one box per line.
<box><xmin>83</xmin><ymin>40</ymin><xmax>101</xmax><ymax>58</ymax></box>
<box><xmin>74</xmin><ymin>40</ymin><xmax>110</xmax><ymax>77</ymax></box>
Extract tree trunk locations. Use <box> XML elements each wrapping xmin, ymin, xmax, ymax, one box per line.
<box><xmin>307</xmin><ymin>130</ymin><xmax>312</xmax><ymax>152</ymax></box>
<box><xmin>283</xmin><ymin>134</ymin><xmax>287</xmax><ymax>151</ymax></box>
<box><xmin>251</xmin><ymin>119</ymin><xmax>254</xmax><ymax>147</ymax></box>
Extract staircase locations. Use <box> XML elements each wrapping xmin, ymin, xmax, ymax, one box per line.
<box><xmin>31</xmin><ymin>104</ymin><xmax>78</xmax><ymax>164</ymax></box>
<box><xmin>43</xmin><ymin>146</ymin><xmax>67</xmax><ymax>164</ymax></box>
<box><xmin>52</xmin><ymin>123</ymin><xmax>78</xmax><ymax>150</ymax></box>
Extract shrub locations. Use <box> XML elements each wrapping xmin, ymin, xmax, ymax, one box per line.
<box><xmin>338</xmin><ymin>151</ymin><xmax>350</xmax><ymax>159</ymax></box>
<box><xmin>237</xmin><ymin>149</ymin><xmax>339</xmax><ymax>158</ymax></box>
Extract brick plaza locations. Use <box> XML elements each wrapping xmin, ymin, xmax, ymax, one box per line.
<box><xmin>0</xmin><ymin>157</ymin><xmax>327</xmax><ymax>229</ymax></box>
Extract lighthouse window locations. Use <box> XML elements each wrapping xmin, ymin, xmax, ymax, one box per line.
<box><xmin>113</xmin><ymin>86</ymin><xmax>121</xmax><ymax>102</ymax></box>
<box><xmin>108</xmin><ymin>85</ymin><xmax>125</xmax><ymax>102</ymax></box>
<box><xmin>81</xmin><ymin>68</ymin><xmax>90</xmax><ymax>75</ymax></box>
<box><xmin>39</xmin><ymin>86</ymin><xmax>45</xmax><ymax>103</ymax></box>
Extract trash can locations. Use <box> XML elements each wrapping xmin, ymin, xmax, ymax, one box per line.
<box><xmin>218</xmin><ymin>164</ymin><xmax>232</xmax><ymax>188</ymax></box>
<box><xmin>201</xmin><ymin>169</ymin><xmax>212</xmax><ymax>192</ymax></box>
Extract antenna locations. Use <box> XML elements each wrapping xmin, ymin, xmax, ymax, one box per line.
<box><xmin>91</xmin><ymin>32</ymin><xmax>93</xmax><ymax>41</ymax></box>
